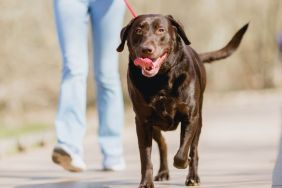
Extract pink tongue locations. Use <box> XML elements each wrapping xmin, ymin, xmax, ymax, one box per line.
<box><xmin>134</xmin><ymin>58</ymin><xmax>153</xmax><ymax>69</ymax></box>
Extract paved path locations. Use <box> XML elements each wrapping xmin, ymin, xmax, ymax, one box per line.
<box><xmin>0</xmin><ymin>93</ymin><xmax>282</xmax><ymax>188</ymax></box>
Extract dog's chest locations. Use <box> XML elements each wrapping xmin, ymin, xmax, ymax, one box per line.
<box><xmin>129</xmin><ymin>66</ymin><xmax>190</xmax><ymax>130</ymax></box>
<box><xmin>149</xmin><ymin>93</ymin><xmax>186</xmax><ymax>131</ymax></box>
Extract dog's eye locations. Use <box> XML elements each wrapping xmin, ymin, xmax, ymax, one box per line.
<box><xmin>135</xmin><ymin>28</ymin><xmax>143</xmax><ymax>35</ymax></box>
<box><xmin>157</xmin><ymin>28</ymin><xmax>165</xmax><ymax>34</ymax></box>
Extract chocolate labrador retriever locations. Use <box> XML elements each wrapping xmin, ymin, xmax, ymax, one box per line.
<box><xmin>117</xmin><ymin>14</ymin><xmax>248</xmax><ymax>188</ymax></box>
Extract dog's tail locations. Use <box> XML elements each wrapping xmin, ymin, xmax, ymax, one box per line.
<box><xmin>199</xmin><ymin>23</ymin><xmax>249</xmax><ymax>63</ymax></box>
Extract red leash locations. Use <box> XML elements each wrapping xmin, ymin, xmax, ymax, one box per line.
<box><xmin>124</xmin><ymin>0</ymin><xmax>137</xmax><ymax>18</ymax></box>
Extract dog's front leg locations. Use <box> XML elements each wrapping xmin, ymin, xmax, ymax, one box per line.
<box><xmin>185</xmin><ymin>123</ymin><xmax>201</xmax><ymax>186</ymax></box>
<box><xmin>136</xmin><ymin>117</ymin><xmax>154</xmax><ymax>188</ymax></box>
<box><xmin>173</xmin><ymin>115</ymin><xmax>199</xmax><ymax>169</ymax></box>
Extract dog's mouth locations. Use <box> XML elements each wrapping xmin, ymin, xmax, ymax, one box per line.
<box><xmin>133</xmin><ymin>53</ymin><xmax>168</xmax><ymax>77</ymax></box>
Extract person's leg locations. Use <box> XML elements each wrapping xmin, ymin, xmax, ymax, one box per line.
<box><xmin>89</xmin><ymin>0</ymin><xmax>125</xmax><ymax>169</ymax></box>
<box><xmin>53</xmin><ymin>0</ymin><xmax>89</xmax><ymax>170</ymax></box>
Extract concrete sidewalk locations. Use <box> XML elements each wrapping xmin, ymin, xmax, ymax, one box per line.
<box><xmin>0</xmin><ymin>93</ymin><xmax>281</xmax><ymax>188</ymax></box>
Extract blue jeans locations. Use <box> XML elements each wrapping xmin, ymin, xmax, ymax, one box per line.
<box><xmin>54</xmin><ymin>0</ymin><xmax>125</xmax><ymax>162</ymax></box>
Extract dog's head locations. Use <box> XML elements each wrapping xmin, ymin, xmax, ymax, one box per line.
<box><xmin>117</xmin><ymin>14</ymin><xmax>190</xmax><ymax>77</ymax></box>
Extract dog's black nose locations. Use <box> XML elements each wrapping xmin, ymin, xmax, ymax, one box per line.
<box><xmin>141</xmin><ymin>45</ymin><xmax>155</xmax><ymax>55</ymax></box>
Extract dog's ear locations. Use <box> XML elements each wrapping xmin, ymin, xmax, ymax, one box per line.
<box><xmin>166</xmin><ymin>15</ymin><xmax>191</xmax><ymax>45</ymax></box>
<box><xmin>117</xmin><ymin>19</ymin><xmax>135</xmax><ymax>52</ymax></box>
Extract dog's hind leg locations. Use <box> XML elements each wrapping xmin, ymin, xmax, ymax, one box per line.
<box><xmin>152</xmin><ymin>128</ymin><xmax>169</xmax><ymax>181</ymax></box>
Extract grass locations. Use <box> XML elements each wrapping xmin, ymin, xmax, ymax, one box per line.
<box><xmin>0</xmin><ymin>123</ymin><xmax>51</xmax><ymax>138</ymax></box>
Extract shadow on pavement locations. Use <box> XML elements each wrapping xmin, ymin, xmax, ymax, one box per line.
<box><xmin>15</xmin><ymin>180</ymin><xmax>138</xmax><ymax>188</ymax></box>
<box><xmin>0</xmin><ymin>170</ymin><xmax>60</xmax><ymax>181</ymax></box>
<box><xmin>272</xmin><ymin>108</ymin><xmax>282</xmax><ymax>187</ymax></box>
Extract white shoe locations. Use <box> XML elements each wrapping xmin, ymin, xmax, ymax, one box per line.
<box><xmin>52</xmin><ymin>144</ymin><xmax>86</xmax><ymax>172</ymax></box>
<box><xmin>103</xmin><ymin>158</ymin><xmax>126</xmax><ymax>171</ymax></box>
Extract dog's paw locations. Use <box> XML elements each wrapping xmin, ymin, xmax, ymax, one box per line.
<box><xmin>173</xmin><ymin>155</ymin><xmax>190</xmax><ymax>169</ymax></box>
<box><xmin>138</xmin><ymin>182</ymin><xmax>154</xmax><ymax>188</ymax></box>
<box><xmin>154</xmin><ymin>170</ymin><xmax>169</xmax><ymax>181</ymax></box>
<box><xmin>185</xmin><ymin>175</ymin><xmax>200</xmax><ymax>186</ymax></box>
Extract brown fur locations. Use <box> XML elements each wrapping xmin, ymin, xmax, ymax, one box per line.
<box><xmin>117</xmin><ymin>14</ymin><xmax>248</xmax><ymax>188</ymax></box>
